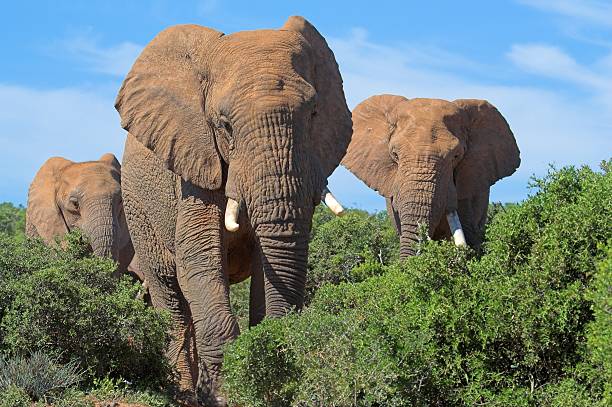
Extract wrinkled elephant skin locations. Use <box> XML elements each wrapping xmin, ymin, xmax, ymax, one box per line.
<box><xmin>343</xmin><ymin>95</ymin><xmax>520</xmax><ymax>258</ymax></box>
<box><xmin>115</xmin><ymin>16</ymin><xmax>352</xmax><ymax>404</ymax></box>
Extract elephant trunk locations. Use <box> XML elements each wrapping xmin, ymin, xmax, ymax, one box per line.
<box><xmin>396</xmin><ymin>164</ymin><xmax>448</xmax><ymax>259</ymax></box>
<box><xmin>233</xmin><ymin>108</ymin><xmax>317</xmax><ymax>316</ymax></box>
<box><xmin>257</xmin><ymin>226</ymin><xmax>310</xmax><ymax>315</ymax></box>
<box><xmin>82</xmin><ymin>198</ymin><xmax>120</xmax><ymax>263</ymax></box>
<box><xmin>397</xmin><ymin>196</ymin><xmax>435</xmax><ymax>258</ymax></box>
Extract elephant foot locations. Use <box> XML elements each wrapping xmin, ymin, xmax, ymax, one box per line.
<box><xmin>196</xmin><ymin>362</ymin><xmax>227</xmax><ymax>407</ymax></box>
<box><xmin>174</xmin><ymin>389</ymin><xmax>199</xmax><ymax>407</ymax></box>
<box><xmin>199</xmin><ymin>393</ymin><xmax>227</xmax><ymax>407</ymax></box>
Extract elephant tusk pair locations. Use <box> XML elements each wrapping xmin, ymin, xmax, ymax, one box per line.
<box><xmin>322</xmin><ymin>187</ymin><xmax>345</xmax><ymax>216</ymax></box>
<box><xmin>446</xmin><ymin>211</ymin><xmax>467</xmax><ymax>247</ymax></box>
<box><xmin>224</xmin><ymin>188</ymin><xmax>346</xmax><ymax>232</ymax></box>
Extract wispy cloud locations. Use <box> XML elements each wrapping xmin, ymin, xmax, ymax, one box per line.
<box><xmin>507</xmin><ymin>43</ymin><xmax>612</xmax><ymax>113</ymax></box>
<box><xmin>507</xmin><ymin>44</ymin><xmax>611</xmax><ymax>88</ymax></box>
<box><xmin>58</xmin><ymin>36</ymin><xmax>143</xmax><ymax>77</ymax></box>
<box><xmin>518</xmin><ymin>0</ymin><xmax>612</xmax><ymax>27</ymax></box>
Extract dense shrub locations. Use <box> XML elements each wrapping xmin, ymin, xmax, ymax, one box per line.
<box><xmin>0</xmin><ymin>384</ymin><xmax>31</xmax><ymax>407</ymax></box>
<box><xmin>306</xmin><ymin>206</ymin><xmax>399</xmax><ymax>303</ymax></box>
<box><xmin>0</xmin><ymin>231</ymin><xmax>171</xmax><ymax>385</ymax></box>
<box><xmin>0</xmin><ymin>202</ymin><xmax>25</xmax><ymax>239</ymax></box>
<box><xmin>223</xmin><ymin>161</ymin><xmax>612</xmax><ymax>406</ymax></box>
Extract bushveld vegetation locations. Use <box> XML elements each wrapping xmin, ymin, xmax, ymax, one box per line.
<box><xmin>223</xmin><ymin>161</ymin><xmax>612</xmax><ymax>406</ymax></box>
<box><xmin>0</xmin><ymin>160</ymin><xmax>610</xmax><ymax>406</ymax></box>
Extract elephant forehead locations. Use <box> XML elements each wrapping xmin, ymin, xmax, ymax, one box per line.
<box><xmin>221</xmin><ymin>29</ymin><xmax>307</xmax><ymax>62</ymax></box>
<box><xmin>61</xmin><ymin>163</ymin><xmax>121</xmax><ymax>191</ymax></box>
<box><xmin>403</xmin><ymin>98</ymin><xmax>459</xmax><ymax>120</ymax></box>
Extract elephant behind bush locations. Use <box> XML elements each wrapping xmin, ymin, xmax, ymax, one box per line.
<box><xmin>343</xmin><ymin>95</ymin><xmax>520</xmax><ymax>257</ymax></box>
<box><xmin>26</xmin><ymin>153</ymin><xmax>134</xmax><ymax>275</ymax></box>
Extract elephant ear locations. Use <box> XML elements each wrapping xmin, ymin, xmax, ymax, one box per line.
<box><xmin>452</xmin><ymin>99</ymin><xmax>520</xmax><ymax>199</ymax></box>
<box><xmin>26</xmin><ymin>157</ymin><xmax>72</xmax><ymax>243</ymax></box>
<box><xmin>342</xmin><ymin>94</ymin><xmax>408</xmax><ymax>197</ymax></box>
<box><xmin>115</xmin><ymin>24</ymin><xmax>224</xmax><ymax>190</ymax></box>
<box><xmin>99</xmin><ymin>153</ymin><xmax>121</xmax><ymax>171</ymax></box>
<box><xmin>282</xmin><ymin>16</ymin><xmax>352</xmax><ymax>178</ymax></box>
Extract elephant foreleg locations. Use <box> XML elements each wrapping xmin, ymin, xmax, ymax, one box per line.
<box><xmin>249</xmin><ymin>257</ymin><xmax>265</xmax><ymax>327</ymax></box>
<box><xmin>175</xmin><ymin>187</ymin><xmax>239</xmax><ymax>405</ymax></box>
<box><xmin>121</xmin><ymin>194</ymin><xmax>197</xmax><ymax>403</ymax></box>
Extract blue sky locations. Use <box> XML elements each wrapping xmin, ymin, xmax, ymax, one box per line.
<box><xmin>1</xmin><ymin>0</ymin><xmax>611</xmax><ymax>210</ymax></box>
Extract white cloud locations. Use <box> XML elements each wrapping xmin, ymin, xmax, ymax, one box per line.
<box><xmin>507</xmin><ymin>44</ymin><xmax>611</xmax><ymax>89</ymax></box>
<box><xmin>59</xmin><ymin>36</ymin><xmax>143</xmax><ymax>77</ymax></box>
<box><xmin>0</xmin><ymin>84</ymin><xmax>126</xmax><ymax>204</ymax></box>
<box><xmin>518</xmin><ymin>0</ymin><xmax>612</xmax><ymax>27</ymax></box>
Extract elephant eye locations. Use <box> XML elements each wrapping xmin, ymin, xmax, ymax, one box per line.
<box><xmin>68</xmin><ymin>196</ymin><xmax>79</xmax><ymax>211</ymax></box>
<box><xmin>389</xmin><ymin>148</ymin><xmax>399</xmax><ymax>163</ymax></box>
<box><xmin>218</xmin><ymin>115</ymin><xmax>234</xmax><ymax>148</ymax></box>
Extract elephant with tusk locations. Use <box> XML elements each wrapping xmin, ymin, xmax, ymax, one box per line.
<box><xmin>115</xmin><ymin>16</ymin><xmax>352</xmax><ymax>405</ymax></box>
<box><xmin>343</xmin><ymin>95</ymin><xmax>520</xmax><ymax>258</ymax></box>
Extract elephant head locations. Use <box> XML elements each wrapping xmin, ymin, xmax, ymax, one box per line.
<box><xmin>343</xmin><ymin>95</ymin><xmax>520</xmax><ymax>257</ymax></box>
<box><xmin>115</xmin><ymin>16</ymin><xmax>351</xmax><ymax>314</ymax></box>
<box><xmin>26</xmin><ymin>153</ymin><xmax>134</xmax><ymax>274</ymax></box>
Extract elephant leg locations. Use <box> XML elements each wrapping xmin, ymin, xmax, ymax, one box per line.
<box><xmin>122</xmin><ymin>193</ymin><xmax>198</xmax><ymax>404</ymax></box>
<box><xmin>175</xmin><ymin>186</ymin><xmax>239</xmax><ymax>405</ymax></box>
<box><xmin>249</xmin><ymin>256</ymin><xmax>265</xmax><ymax>327</ymax></box>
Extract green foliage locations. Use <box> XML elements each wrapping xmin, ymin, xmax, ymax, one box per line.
<box><xmin>306</xmin><ymin>206</ymin><xmax>399</xmax><ymax>303</ymax></box>
<box><xmin>0</xmin><ymin>231</ymin><xmax>171</xmax><ymax>386</ymax></box>
<box><xmin>86</xmin><ymin>375</ymin><xmax>178</xmax><ymax>407</ymax></box>
<box><xmin>0</xmin><ymin>351</ymin><xmax>82</xmax><ymax>402</ymax></box>
<box><xmin>223</xmin><ymin>161</ymin><xmax>612</xmax><ymax>406</ymax></box>
<box><xmin>230</xmin><ymin>279</ymin><xmax>251</xmax><ymax>333</ymax></box>
<box><xmin>582</xmin><ymin>241</ymin><xmax>612</xmax><ymax>403</ymax></box>
<box><xmin>0</xmin><ymin>202</ymin><xmax>26</xmax><ymax>240</ymax></box>
<box><xmin>0</xmin><ymin>384</ymin><xmax>32</xmax><ymax>407</ymax></box>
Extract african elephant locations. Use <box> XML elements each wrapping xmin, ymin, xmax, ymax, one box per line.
<box><xmin>343</xmin><ymin>95</ymin><xmax>520</xmax><ymax>258</ymax></box>
<box><xmin>115</xmin><ymin>16</ymin><xmax>351</xmax><ymax>405</ymax></box>
<box><xmin>26</xmin><ymin>153</ymin><xmax>134</xmax><ymax>275</ymax></box>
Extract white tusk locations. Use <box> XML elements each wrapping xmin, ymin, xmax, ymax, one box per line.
<box><xmin>446</xmin><ymin>211</ymin><xmax>467</xmax><ymax>247</ymax></box>
<box><xmin>225</xmin><ymin>198</ymin><xmax>240</xmax><ymax>232</ymax></box>
<box><xmin>322</xmin><ymin>188</ymin><xmax>345</xmax><ymax>216</ymax></box>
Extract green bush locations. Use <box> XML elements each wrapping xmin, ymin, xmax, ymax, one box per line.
<box><xmin>0</xmin><ymin>384</ymin><xmax>31</xmax><ymax>407</ymax></box>
<box><xmin>0</xmin><ymin>202</ymin><xmax>25</xmax><ymax>239</ymax></box>
<box><xmin>0</xmin><ymin>351</ymin><xmax>82</xmax><ymax>402</ymax></box>
<box><xmin>0</xmin><ymin>231</ymin><xmax>171</xmax><ymax>385</ymax></box>
<box><xmin>223</xmin><ymin>161</ymin><xmax>612</xmax><ymax>406</ymax></box>
<box><xmin>306</xmin><ymin>206</ymin><xmax>399</xmax><ymax>303</ymax></box>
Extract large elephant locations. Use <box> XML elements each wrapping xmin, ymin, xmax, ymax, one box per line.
<box><xmin>115</xmin><ymin>16</ymin><xmax>351</xmax><ymax>405</ymax></box>
<box><xmin>26</xmin><ymin>153</ymin><xmax>134</xmax><ymax>275</ymax></box>
<box><xmin>343</xmin><ymin>95</ymin><xmax>520</xmax><ymax>258</ymax></box>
